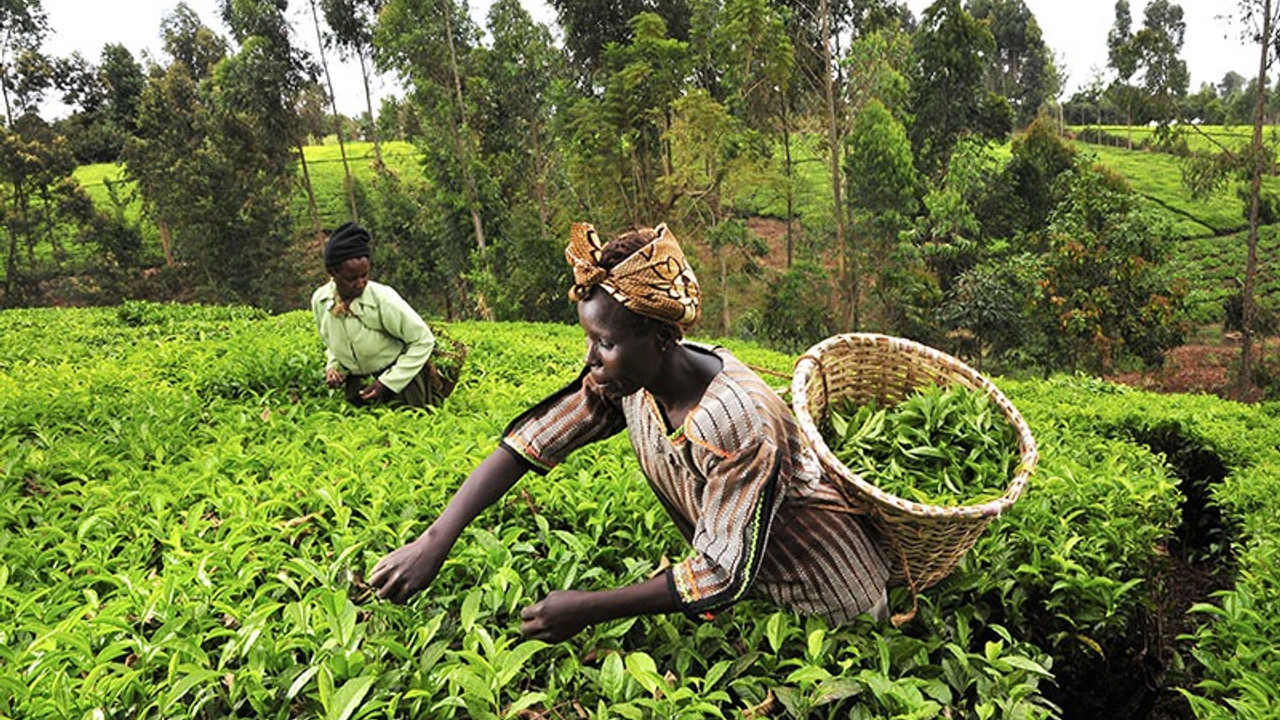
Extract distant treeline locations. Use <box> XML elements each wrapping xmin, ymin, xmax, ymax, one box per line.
<box><xmin>0</xmin><ymin>0</ymin><xmax>1268</xmax><ymax>378</ymax></box>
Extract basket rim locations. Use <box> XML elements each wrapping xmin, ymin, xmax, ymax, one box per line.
<box><xmin>791</xmin><ymin>332</ymin><xmax>1039</xmax><ymax>521</ymax></box>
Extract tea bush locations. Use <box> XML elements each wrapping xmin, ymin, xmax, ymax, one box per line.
<box><xmin>2</xmin><ymin>302</ymin><xmax>1279</xmax><ymax>718</ymax></box>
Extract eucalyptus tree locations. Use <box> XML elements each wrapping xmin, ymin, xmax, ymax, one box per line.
<box><xmin>1220</xmin><ymin>70</ymin><xmax>1247</xmax><ymax>100</ymax></box>
<box><xmin>546</xmin><ymin>0</ymin><xmax>691</xmax><ymax>81</ymax></box>
<box><xmin>377</xmin><ymin>0</ymin><xmax>490</xmax><ymax>317</ymax></box>
<box><xmin>773</xmin><ymin>0</ymin><xmax>910</xmax><ymax>109</ymax></box>
<box><xmin>98</xmin><ymin>43</ymin><xmax>145</xmax><ymax>136</ymax></box>
<box><xmin>909</xmin><ymin>0</ymin><xmax>1007</xmax><ymax>178</ymax></box>
<box><xmin>1182</xmin><ymin>82</ymin><xmax>1223</xmax><ymax>125</ymax></box>
<box><xmin>711</xmin><ymin>0</ymin><xmax>797</xmax><ymax>261</ymax></box>
<box><xmin>0</xmin><ymin>117</ymin><xmax>118</xmax><ymax>305</ymax></box>
<box><xmin>466</xmin><ymin>0</ymin><xmax>574</xmax><ymax>321</ymax></box>
<box><xmin>215</xmin><ymin>0</ymin><xmax>317</xmax><ymax>295</ymax></box>
<box><xmin>48</xmin><ymin>52</ymin><xmax>105</xmax><ymax>162</ymax></box>
<box><xmin>844</xmin><ymin>98</ymin><xmax>918</xmax><ymax>331</ymax></box>
<box><xmin>310</xmin><ymin>0</ymin><xmax>359</xmax><ymax>220</ymax></box>
<box><xmin>1003</xmin><ymin>113</ymin><xmax>1075</xmax><ymax>236</ymax></box>
<box><xmin>1131</xmin><ymin>0</ymin><xmax>1187</xmax><ymax>124</ymax></box>
<box><xmin>125</xmin><ymin>4</ymin><xmax>225</xmax><ymax>268</ymax></box>
<box><xmin>740</xmin><ymin>0</ymin><xmax>906</xmax><ymax>320</ymax></box>
<box><xmin>0</xmin><ymin>6</ymin><xmax>143</xmax><ymax>305</ymax></box>
<box><xmin>1106</xmin><ymin>0</ymin><xmax>1140</xmax><ymax>143</ymax></box>
<box><xmin>0</xmin><ymin>0</ymin><xmax>49</xmax><ymax>301</ymax></box>
<box><xmin>560</xmin><ymin>12</ymin><xmax>691</xmax><ymax>227</ymax></box>
<box><xmin>0</xmin><ymin>62</ymin><xmax>131</xmax><ymax>305</ymax></box>
<box><xmin>126</xmin><ymin>1</ymin><xmax>314</xmax><ymax>304</ymax></box>
<box><xmin>664</xmin><ymin>88</ymin><xmax>770</xmax><ymax>334</ymax></box>
<box><xmin>907</xmin><ymin>138</ymin><xmax>997</xmax><ymax>298</ymax></box>
<box><xmin>476</xmin><ymin>0</ymin><xmax>562</xmax><ymax>237</ymax></box>
<box><xmin>0</xmin><ymin>0</ymin><xmax>46</xmax><ymax>125</ymax></box>
<box><xmin>846</xmin><ymin>24</ymin><xmax>911</xmax><ymax>120</ymax></box>
<box><xmin>841</xmin><ymin>26</ymin><xmax>912</xmax><ymax>329</ymax></box>
<box><xmin>321</xmin><ymin>0</ymin><xmax>385</xmax><ymax>166</ymax></box>
<box><xmin>52</xmin><ymin>44</ymin><xmax>145</xmax><ymax>163</ymax></box>
<box><xmin>161</xmin><ymin>2</ymin><xmax>229</xmax><ymax>80</ymax></box>
<box><xmin>1182</xmin><ymin>0</ymin><xmax>1280</xmax><ymax>397</ymax></box>
<box><xmin>966</xmin><ymin>0</ymin><xmax>1057</xmax><ymax>127</ymax></box>
<box><xmin>1062</xmin><ymin>68</ymin><xmax>1109</xmax><ymax>126</ymax></box>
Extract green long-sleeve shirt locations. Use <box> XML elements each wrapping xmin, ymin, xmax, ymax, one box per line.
<box><xmin>311</xmin><ymin>280</ymin><xmax>435</xmax><ymax>394</ymax></box>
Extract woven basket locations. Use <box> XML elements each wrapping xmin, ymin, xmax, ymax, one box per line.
<box><xmin>791</xmin><ymin>333</ymin><xmax>1038</xmax><ymax>595</ymax></box>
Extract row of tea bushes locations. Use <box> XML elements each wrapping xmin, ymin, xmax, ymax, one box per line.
<box><xmin>1005</xmin><ymin>377</ymin><xmax>1280</xmax><ymax>719</ymax></box>
<box><xmin>1</xmin><ymin>302</ymin><xmax>1277</xmax><ymax>718</ymax></box>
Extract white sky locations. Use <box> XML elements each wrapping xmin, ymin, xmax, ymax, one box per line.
<box><xmin>38</xmin><ymin>0</ymin><xmax>556</xmax><ymax>119</ymax></box>
<box><xmin>902</xmin><ymin>0</ymin><xmax>1259</xmax><ymax>96</ymax></box>
<box><xmin>38</xmin><ymin>0</ymin><xmax>1259</xmax><ymax>120</ymax></box>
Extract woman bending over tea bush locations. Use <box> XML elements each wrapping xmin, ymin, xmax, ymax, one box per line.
<box><xmin>311</xmin><ymin>222</ymin><xmax>457</xmax><ymax>408</ymax></box>
<box><xmin>369</xmin><ymin>223</ymin><xmax>890</xmax><ymax>642</ymax></box>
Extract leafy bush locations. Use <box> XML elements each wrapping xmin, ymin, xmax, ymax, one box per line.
<box><xmin>757</xmin><ymin>260</ymin><xmax>834</xmax><ymax>353</ymax></box>
<box><xmin>1027</xmin><ymin>164</ymin><xmax>1188</xmax><ymax>372</ymax></box>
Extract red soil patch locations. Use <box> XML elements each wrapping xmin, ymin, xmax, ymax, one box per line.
<box><xmin>1107</xmin><ymin>336</ymin><xmax>1279</xmax><ymax>402</ymax></box>
<box><xmin>746</xmin><ymin>216</ymin><xmax>800</xmax><ymax>271</ymax></box>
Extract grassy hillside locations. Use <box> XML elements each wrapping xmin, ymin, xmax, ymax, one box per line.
<box><xmin>1068</xmin><ymin>131</ymin><xmax>1280</xmax><ymax>321</ymax></box>
<box><xmin>3</xmin><ymin>303</ymin><xmax>1280</xmax><ymax>718</ymax></box>
<box><xmin>1169</xmin><ymin>225</ymin><xmax>1280</xmax><ymax>322</ymax></box>
<box><xmin>71</xmin><ymin>140</ymin><xmax>422</xmax><ymax>264</ymax></box>
<box><xmin>1073</xmin><ymin>143</ymin><xmax>1264</xmax><ymax>239</ymax></box>
<box><xmin>55</xmin><ymin>130</ymin><xmax>1280</xmax><ymax>330</ymax></box>
<box><xmin>1073</xmin><ymin>124</ymin><xmax>1263</xmax><ymax>154</ymax></box>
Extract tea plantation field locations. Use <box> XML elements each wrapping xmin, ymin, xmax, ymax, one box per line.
<box><xmin>3</xmin><ymin>303</ymin><xmax>1280</xmax><ymax>719</ymax></box>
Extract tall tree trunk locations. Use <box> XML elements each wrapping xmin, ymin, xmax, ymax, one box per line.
<box><xmin>40</xmin><ymin>186</ymin><xmax>63</xmax><ymax>265</ymax></box>
<box><xmin>310</xmin><ymin>0</ymin><xmax>359</xmax><ymax>223</ymax></box>
<box><xmin>297</xmin><ymin>141</ymin><xmax>323</xmax><ymax>238</ymax></box>
<box><xmin>441</xmin><ymin>0</ymin><xmax>486</xmax><ymax>252</ymax></box>
<box><xmin>4</xmin><ymin>219</ymin><xmax>17</xmax><ymax>303</ymax></box>
<box><xmin>663</xmin><ymin>108</ymin><xmax>675</xmax><ymax>215</ymax></box>
<box><xmin>1126</xmin><ymin>98</ymin><xmax>1132</xmax><ymax>149</ymax></box>
<box><xmin>1240</xmin><ymin>0</ymin><xmax>1272</xmax><ymax>398</ymax></box>
<box><xmin>720</xmin><ymin>248</ymin><xmax>729</xmax><ymax>334</ymax></box>
<box><xmin>0</xmin><ymin>30</ymin><xmax>12</xmax><ymax>128</ymax></box>
<box><xmin>532</xmin><ymin>128</ymin><xmax>549</xmax><ymax>239</ymax></box>
<box><xmin>821</xmin><ymin>0</ymin><xmax>850</xmax><ymax>329</ymax></box>
<box><xmin>14</xmin><ymin>187</ymin><xmax>34</xmax><ymax>270</ymax></box>
<box><xmin>158</xmin><ymin>220</ymin><xmax>174</xmax><ymax>267</ymax></box>
<box><xmin>358</xmin><ymin>50</ymin><xmax>383</xmax><ymax>169</ymax></box>
<box><xmin>781</xmin><ymin>100</ymin><xmax>794</xmax><ymax>269</ymax></box>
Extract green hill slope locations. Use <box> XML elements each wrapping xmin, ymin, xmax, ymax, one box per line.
<box><xmin>71</xmin><ymin>140</ymin><xmax>422</xmax><ymax>263</ymax></box>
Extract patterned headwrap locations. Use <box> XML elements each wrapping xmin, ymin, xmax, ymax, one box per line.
<box><xmin>565</xmin><ymin>222</ymin><xmax>701</xmax><ymax>329</ymax></box>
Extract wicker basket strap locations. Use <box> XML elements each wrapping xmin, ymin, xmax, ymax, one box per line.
<box><xmin>789</xmin><ymin>502</ymin><xmax>870</xmax><ymax>516</ymax></box>
<box><xmin>745</xmin><ymin>362</ymin><xmax>791</xmax><ymax>381</ymax></box>
<box><xmin>882</xmin><ymin>510</ymin><xmax>921</xmax><ymax>627</ymax></box>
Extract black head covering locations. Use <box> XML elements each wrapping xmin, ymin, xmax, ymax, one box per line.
<box><xmin>324</xmin><ymin>222</ymin><xmax>371</xmax><ymax>267</ymax></box>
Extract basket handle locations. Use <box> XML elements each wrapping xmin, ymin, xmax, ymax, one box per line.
<box><xmin>794</xmin><ymin>352</ymin><xmax>830</xmax><ymax>410</ymax></box>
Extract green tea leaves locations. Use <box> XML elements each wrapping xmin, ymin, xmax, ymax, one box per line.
<box><xmin>824</xmin><ymin>384</ymin><xmax>1020</xmax><ymax>506</ymax></box>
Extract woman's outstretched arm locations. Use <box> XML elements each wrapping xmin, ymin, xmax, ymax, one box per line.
<box><xmin>519</xmin><ymin>573</ymin><xmax>681</xmax><ymax>643</ymax></box>
<box><xmin>369</xmin><ymin>448</ymin><xmax>527</xmax><ymax>603</ymax></box>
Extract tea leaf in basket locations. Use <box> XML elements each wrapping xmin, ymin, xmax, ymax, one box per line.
<box><xmin>823</xmin><ymin>384</ymin><xmax>1019</xmax><ymax>507</ymax></box>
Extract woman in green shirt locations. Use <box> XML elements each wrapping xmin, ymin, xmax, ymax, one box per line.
<box><xmin>310</xmin><ymin>222</ymin><xmax>443</xmax><ymax>408</ymax></box>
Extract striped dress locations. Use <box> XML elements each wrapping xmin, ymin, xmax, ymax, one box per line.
<box><xmin>501</xmin><ymin>344</ymin><xmax>890</xmax><ymax>624</ymax></box>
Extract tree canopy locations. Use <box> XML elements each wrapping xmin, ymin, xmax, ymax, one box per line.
<box><xmin>0</xmin><ymin>0</ymin><xmax>1207</xmax><ymax>378</ymax></box>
